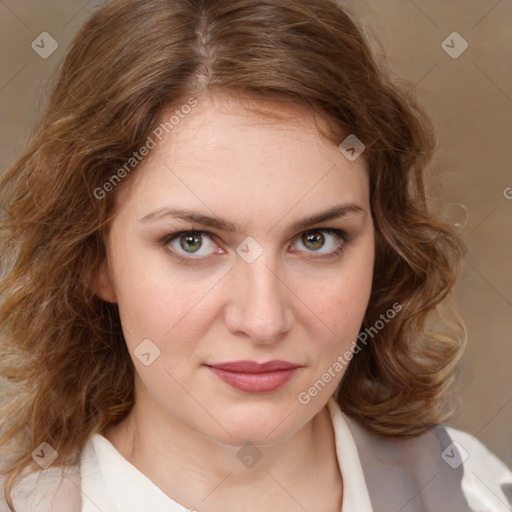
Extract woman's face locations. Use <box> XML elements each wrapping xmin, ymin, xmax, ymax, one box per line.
<box><xmin>96</xmin><ymin>95</ymin><xmax>375</xmax><ymax>446</ymax></box>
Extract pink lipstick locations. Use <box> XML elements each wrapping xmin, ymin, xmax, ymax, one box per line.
<box><xmin>206</xmin><ymin>360</ymin><xmax>300</xmax><ymax>393</ymax></box>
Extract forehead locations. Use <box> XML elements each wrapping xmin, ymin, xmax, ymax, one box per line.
<box><xmin>114</xmin><ymin>94</ymin><xmax>369</xmax><ymax>217</ymax></box>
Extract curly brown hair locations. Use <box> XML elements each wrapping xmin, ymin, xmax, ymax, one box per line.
<box><xmin>0</xmin><ymin>0</ymin><xmax>466</xmax><ymax>509</ymax></box>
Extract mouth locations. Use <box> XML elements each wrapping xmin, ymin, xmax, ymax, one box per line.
<box><xmin>204</xmin><ymin>360</ymin><xmax>301</xmax><ymax>393</ymax></box>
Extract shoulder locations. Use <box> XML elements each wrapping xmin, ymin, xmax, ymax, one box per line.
<box><xmin>338</xmin><ymin>407</ymin><xmax>512</xmax><ymax>512</ymax></box>
<box><xmin>445</xmin><ymin>426</ymin><xmax>512</xmax><ymax>512</ymax></box>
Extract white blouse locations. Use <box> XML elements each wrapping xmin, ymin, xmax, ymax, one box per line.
<box><xmin>3</xmin><ymin>397</ymin><xmax>512</xmax><ymax>511</ymax></box>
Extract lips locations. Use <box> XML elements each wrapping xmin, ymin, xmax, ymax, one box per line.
<box><xmin>208</xmin><ymin>360</ymin><xmax>299</xmax><ymax>373</ymax></box>
<box><xmin>205</xmin><ymin>360</ymin><xmax>300</xmax><ymax>393</ymax></box>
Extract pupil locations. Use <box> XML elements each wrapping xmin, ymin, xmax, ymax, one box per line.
<box><xmin>303</xmin><ymin>232</ymin><xmax>324</xmax><ymax>250</ymax></box>
<box><xmin>181</xmin><ymin>234</ymin><xmax>202</xmax><ymax>253</ymax></box>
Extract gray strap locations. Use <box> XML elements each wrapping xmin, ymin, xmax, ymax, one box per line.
<box><xmin>343</xmin><ymin>414</ymin><xmax>471</xmax><ymax>511</ymax></box>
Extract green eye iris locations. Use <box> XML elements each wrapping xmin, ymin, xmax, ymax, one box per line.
<box><xmin>302</xmin><ymin>231</ymin><xmax>325</xmax><ymax>251</ymax></box>
<box><xmin>180</xmin><ymin>234</ymin><xmax>203</xmax><ymax>253</ymax></box>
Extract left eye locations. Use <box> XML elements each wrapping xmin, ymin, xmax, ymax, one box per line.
<box><xmin>293</xmin><ymin>229</ymin><xmax>345</xmax><ymax>254</ymax></box>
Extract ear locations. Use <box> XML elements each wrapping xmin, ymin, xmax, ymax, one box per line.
<box><xmin>92</xmin><ymin>259</ymin><xmax>118</xmax><ymax>304</ymax></box>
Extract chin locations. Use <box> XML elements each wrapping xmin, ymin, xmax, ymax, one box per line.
<box><xmin>198</xmin><ymin>396</ymin><xmax>308</xmax><ymax>447</ymax></box>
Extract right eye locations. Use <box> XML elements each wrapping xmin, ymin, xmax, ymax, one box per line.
<box><xmin>163</xmin><ymin>230</ymin><xmax>224</xmax><ymax>260</ymax></box>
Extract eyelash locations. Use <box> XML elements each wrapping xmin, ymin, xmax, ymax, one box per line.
<box><xmin>160</xmin><ymin>228</ymin><xmax>350</xmax><ymax>264</ymax></box>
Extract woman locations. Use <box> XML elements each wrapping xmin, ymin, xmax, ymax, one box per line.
<box><xmin>0</xmin><ymin>0</ymin><xmax>511</xmax><ymax>511</ymax></box>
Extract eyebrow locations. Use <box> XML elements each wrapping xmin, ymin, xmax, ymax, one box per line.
<box><xmin>139</xmin><ymin>202</ymin><xmax>366</xmax><ymax>233</ymax></box>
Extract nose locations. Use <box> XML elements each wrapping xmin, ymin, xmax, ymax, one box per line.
<box><xmin>224</xmin><ymin>255</ymin><xmax>295</xmax><ymax>345</ymax></box>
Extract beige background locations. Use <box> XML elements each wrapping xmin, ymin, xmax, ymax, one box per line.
<box><xmin>0</xmin><ymin>0</ymin><xmax>511</xmax><ymax>469</ymax></box>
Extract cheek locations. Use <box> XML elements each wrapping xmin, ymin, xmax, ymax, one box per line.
<box><xmin>106</xmin><ymin>229</ymin><xmax>184</xmax><ymax>324</ymax></box>
<box><xmin>111</xmin><ymin>253</ymin><xmax>222</xmax><ymax>364</ymax></box>
<box><xmin>115</xmin><ymin>273</ymin><xmax>204</xmax><ymax>343</ymax></box>
<box><xmin>307</xmin><ymin>250</ymin><xmax>374</xmax><ymax>348</ymax></box>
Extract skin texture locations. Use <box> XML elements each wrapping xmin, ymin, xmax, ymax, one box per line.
<box><xmin>94</xmin><ymin>94</ymin><xmax>375</xmax><ymax>512</ymax></box>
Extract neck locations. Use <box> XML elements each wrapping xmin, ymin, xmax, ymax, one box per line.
<box><xmin>103</xmin><ymin>396</ymin><xmax>343</xmax><ymax>511</ymax></box>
